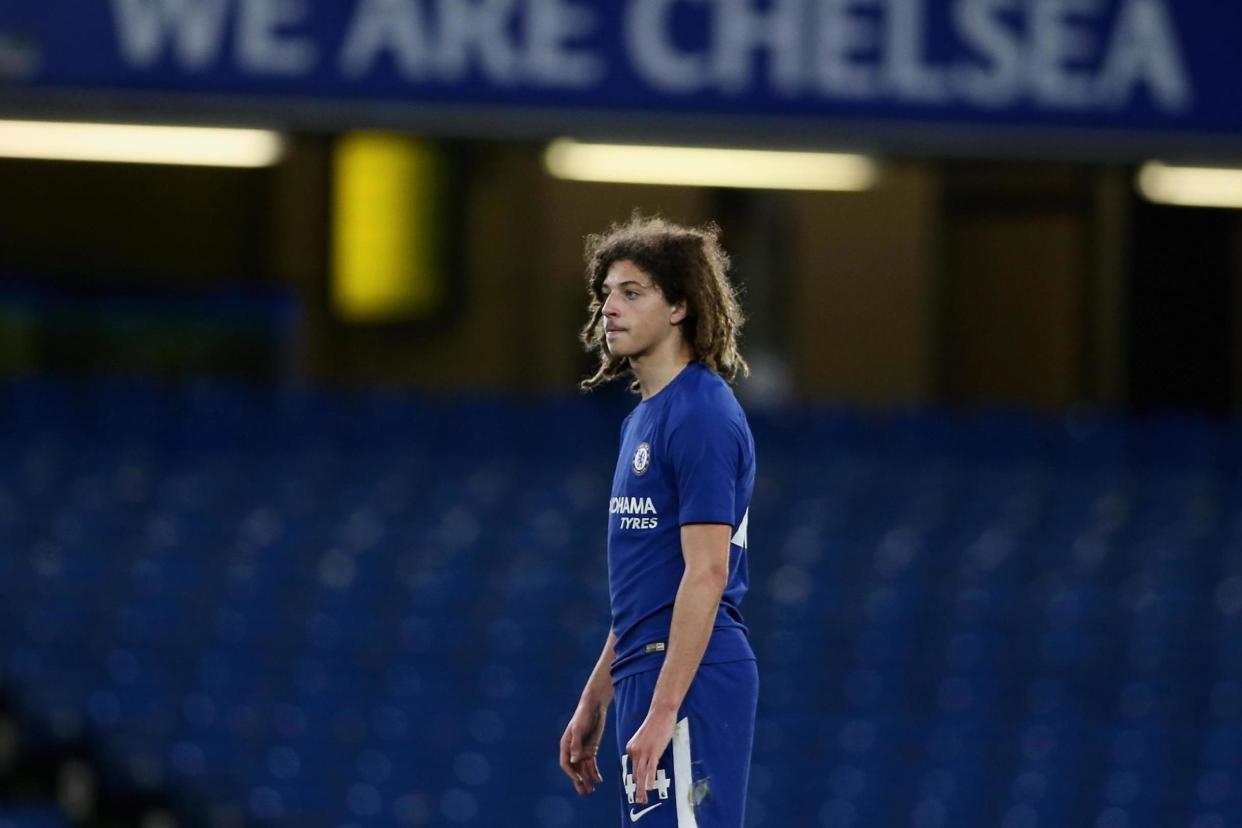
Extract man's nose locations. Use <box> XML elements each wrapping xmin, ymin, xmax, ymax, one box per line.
<box><xmin>602</xmin><ymin>294</ymin><xmax>619</xmax><ymax>315</ymax></box>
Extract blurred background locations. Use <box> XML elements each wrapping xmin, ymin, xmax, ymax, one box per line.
<box><xmin>1</xmin><ymin>2</ymin><xmax>1241</xmax><ymax>827</ymax></box>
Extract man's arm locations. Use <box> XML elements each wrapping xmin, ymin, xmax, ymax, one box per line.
<box><xmin>625</xmin><ymin>523</ymin><xmax>731</xmax><ymax>805</ymax></box>
<box><xmin>581</xmin><ymin>627</ymin><xmax>617</xmax><ymax>708</ymax></box>
<box><xmin>559</xmin><ymin>628</ymin><xmax>616</xmax><ymax>796</ymax></box>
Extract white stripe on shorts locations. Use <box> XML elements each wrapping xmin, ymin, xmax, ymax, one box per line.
<box><xmin>672</xmin><ymin>716</ymin><xmax>699</xmax><ymax>828</ymax></box>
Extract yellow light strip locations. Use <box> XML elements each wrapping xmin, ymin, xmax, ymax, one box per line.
<box><xmin>1137</xmin><ymin>162</ymin><xmax>1242</xmax><ymax>209</ymax></box>
<box><xmin>544</xmin><ymin>138</ymin><xmax>877</xmax><ymax>191</ymax></box>
<box><xmin>332</xmin><ymin>133</ymin><xmax>441</xmax><ymax>322</ymax></box>
<box><xmin>0</xmin><ymin>120</ymin><xmax>285</xmax><ymax>167</ymax></box>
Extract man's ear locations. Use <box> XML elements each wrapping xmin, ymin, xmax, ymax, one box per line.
<box><xmin>670</xmin><ymin>300</ymin><xmax>688</xmax><ymax>326</ymax></box>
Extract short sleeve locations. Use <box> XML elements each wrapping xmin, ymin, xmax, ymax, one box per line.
<box><xmin>667</xmin><ymin>404</ymin><xmax>741</xmax><ymax>527</ymax></box>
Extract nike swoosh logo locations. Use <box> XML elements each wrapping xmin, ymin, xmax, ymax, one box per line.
<box><xmin>629</xmin><ymin>803</ymin><xmax>663</xmax><ymax>821</ymax></box>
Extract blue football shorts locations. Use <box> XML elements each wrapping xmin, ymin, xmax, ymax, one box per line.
<box><xmin>613</xmin><ymin>658</ymin><xmax>759</xmax><ymax>828</ymax></box>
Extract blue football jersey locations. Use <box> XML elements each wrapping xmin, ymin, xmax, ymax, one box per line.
<box><xmin>607</xmin><ymin>361</ymin><xmax>757</xmax><ymax>681</ymax></box>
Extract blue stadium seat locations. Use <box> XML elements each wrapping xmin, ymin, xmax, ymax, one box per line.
<box><xmin>0</xmin><ymin>808</ymin><xmax>73</xmax><ymax>828</ymax></box>
<box><xmin>1</xmin><ymin>379</ymin><xmax>1240</xmax><ymax>825</ymax></box>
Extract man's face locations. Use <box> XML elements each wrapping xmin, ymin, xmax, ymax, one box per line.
<box><xmin>599</xmin><ymin>260</ymin><xmax>686</xmax><ymax>360</ymax></box>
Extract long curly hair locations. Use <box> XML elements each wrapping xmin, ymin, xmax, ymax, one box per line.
<box><xmin>579</xmin><ymin>214</ymin><xmax>748</xmax><ymax>393</ymax></box>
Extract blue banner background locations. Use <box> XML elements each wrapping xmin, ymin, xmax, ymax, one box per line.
<box><xmin>1</xmin><ymin>1</ymin><xmax>1239</xmax><ymax>146</ymax></box>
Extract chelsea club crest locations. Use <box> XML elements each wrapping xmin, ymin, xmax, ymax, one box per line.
<box><xmin>632</xmin><ymin>442</ymin><xmax>651</xmax><ymax>476</ymax></box>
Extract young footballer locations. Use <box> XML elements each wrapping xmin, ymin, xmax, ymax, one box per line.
<box><xmin>559</xmin><ymin>215</ymin><xmax>758</xmax><ymax>827</ymax></box>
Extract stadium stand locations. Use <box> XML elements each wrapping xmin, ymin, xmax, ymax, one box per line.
<box><xmin>0</xmin><ymin>809</ymin><xmax>73</xmax><ymax>828</ymax></box>
<box><xmin>1</xmin><ymin>378</ymin><xmax>1239</xmax><ymax>827</ymax></box>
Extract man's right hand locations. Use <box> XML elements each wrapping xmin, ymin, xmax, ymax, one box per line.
<box><xmin>559</xmin><ymin>700</ymin><xmax>607</xmax><ymax>796</ymax></box>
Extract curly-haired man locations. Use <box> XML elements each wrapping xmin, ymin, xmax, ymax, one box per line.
<box><xmin>560</xmin><ymin>214</ymin><xmax>758</xmax><ymax>828</ymax></box>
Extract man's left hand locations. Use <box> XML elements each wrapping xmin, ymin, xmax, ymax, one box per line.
<box><xmin>625</xmin><ymin>706</ymin><xmax>677</xmax><ymax>805</ymax></box>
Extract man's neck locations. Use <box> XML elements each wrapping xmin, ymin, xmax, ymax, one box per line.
<box><xmin>631</xmin><ymin>341</ymin><xmax>694</xmax><ymax>401</ymax></box>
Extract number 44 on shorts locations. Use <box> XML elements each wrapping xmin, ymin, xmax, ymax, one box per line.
<box><xmin>621</xmin><ymin>754</ymin><xmax>671</xmax><ymax>804</ymax></box>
